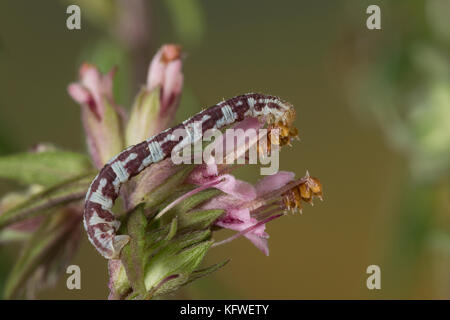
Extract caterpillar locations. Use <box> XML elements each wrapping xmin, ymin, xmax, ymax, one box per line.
<box><xmin>83</xmin><ymin>93</ymin><xmax>296</xmax><ymax>259</ymax></box>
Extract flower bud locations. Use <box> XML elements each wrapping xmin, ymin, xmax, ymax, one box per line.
<box><xmin>68</xmin><ymin>63</ymin><xmax>125</xmax><ymax>168</ymax></box>
<box><xmin>126</xmin><ymin>45</ymin><xmax>183</xmax><ymax>146</ymax></box>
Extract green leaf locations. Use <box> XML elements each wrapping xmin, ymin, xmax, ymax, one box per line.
<box><xmin>157</xmin><ymin>189</ymin><xmax>220</xmax><ymax>225</ymax></box>
<box><xmin>137</xmin><ymin>164</ymin><xmax>194</xmax><ymax>211</ymax></box>
<box><xmin>0</xmin><ymin>151</ymin><xmax>93</xmax><ymax>187</ymax></box>
<box><xmin>183</xmin><ymin>259</ymin><xmax>230</xmax><ymax>287</ymax></box>
<box><xmin>172</xmin><ymin>189</ymin><xmax>220</xmax><ymax>214</ymax></box>
<box><xmin>166</xmin><ymin>218</ymin><xmax>178</xmax><ymax>241</ymax></box>
<box><xmin>145</xmin><ymin>224</ymin><xmax>173</xmax><ymax>254</ymax></box>
<box><xmin>0</xmin><ymin>174</ymin><xmax>93</xmax><ymax>229</ymax></box>
<box><xmin>143</xmin><ymin>230</ymin><xmax>211</xmax><ymax>289</ymax></box>
<box><xmin>126</xmin><ymin>88</ymin><xmax>161</xmax><ymax>146</ymax></box>
<box><xmin>96</xmin><ymin>97</ymin><xmax>126</xmax><ymax>165</ymax></box>
<box><xmin>0</xmin><ymin>229</ymin><xmax>30</xmax><ymax>243</ymax></box>
<box><xmin>3</xmin><ymin>209</ymin><xmax>81</xmax><ymax>299</ymax></box>
<box><xmin>144</xmin><ymin>239</ymin><xmax>213</xmax><ymax>296</ymax></box>
<box><xmin>120</xmin><ymin>205</ymin><xmax>148</xmax><ymax>295</ymax></box>
<box><xmin>178</xmin><ymin>209</ymin><xmax>224</xmax><ymax>231</ymax></box>
<box><xmin>109</xmin><ymin>261</ymin><xmax>131</xmax><ymax>299</ymax></box>
<box><xmin>167</xmin><ymin>230</ymin><xmax>212</xmax><ymax>252</ymax></box>
<box><xmin>144</xmin><ymin>218</ymin><xmax>183</xmax><ymax>258</ymax></box>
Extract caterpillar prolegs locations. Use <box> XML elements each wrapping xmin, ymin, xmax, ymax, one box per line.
<box><xmin>83</xmin><ymin>93</ymin><xmax>296</xmax><ymax>259</ymax></box>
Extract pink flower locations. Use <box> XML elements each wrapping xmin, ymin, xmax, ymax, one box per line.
<box><xmin>146</xmin><ymin>44</ymin><xmax>183</xmax><ymax>113</ymax></box>
<box><xmin>126</xmin><ymin>45</ymin><xmax>184</xmax><ymax>145</ymax></box>
<box><xmin>68</xmin><ymin>64</ymin><xmax>125</xmax><ymax>168</ymax></box>
<box><xmin>150</xmin><ymin>115</ymin><xmax>300</xmax><ymax>255</ymax></box>
<box><xmin>201</xmin><ymin>171</ymin><xmax>295</xmax><ymax>255</ymax></box>
<box><xmin>175</xmin><ymin>117</ymin><xmax>296</xmax><ymax>255</ymax></box>
<box><xmin>176</xmin><ymin>114</ymin><xmax>322</xmax><ymax>255</ymax></box>
<box><xmin>186</xmin><ymin>117</ymin><xmax>263</xmax><ymax>192</ymax></box>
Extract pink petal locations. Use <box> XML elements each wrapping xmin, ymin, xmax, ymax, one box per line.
<box><xmin>67</xmin><ymin>84</ymin><xmax>90</xmax><ymax>105</ymax></box>
<box><xmin>189</xmin><ymin>172</ymin><xmax>256</xmax><ymax>201</ymax></box>
<box><xmin>187</xmin><ymin>164</ymin><xmax>256</xmax><ymax>201</ymax></box>
<box><xmin>234</xmin><ymin>116</ymin><xmax>263</xmax><ymax>131</ymax></box>
<box><xmin>187</xmin><ymin>163</ymin><xmax>219</xmax><ymax>184</ymax></box>
<box><xmin>162</xmin><ymin>60</ymin><xmax>183</xmax><ymax>111</ymax></box>
<box><xmin>245</xmin><ymin>233</ymin><xmax>269</xmax><ymax>256</ymax></box>
<box><xmin>128</xmin><ymin>158</ymin><xmax>179</xmax><ymax>207</ymax></box>
<box><xmin>69</xmin><ymin>63</ymin><xmax>125</xmax><ymax>168</ymax></box>
<box><xmin>80</xmin><ymin>63</ymin><xmax>102</xmax><ymax>91</ymax></box>
<box><xmin>206</xmin><ymin>117</ymin><xmax>262</xmax><ymax>157</ymax></box>
<box><xmin>80</xmin><ymin>64</ymin><xmax>102</xmax><ymax>107</ymax></box>
<box><xmin>215</xmin><ymin>214</ymin><xmax>270</xmax><ymax>255</ymax></box>
<box><xmin>103</xmin><ymin>67</ymin><xmax>117</xmax><ymax>101</ymax></box>
<box><xmin>186</xmin><ymin>163</ymin><xmax>219</xmax><ymax>185</ymax></box>
<box><xmin>193</xmin><ymin>117</ymin><xmax>263</xmax><ymax>175</ymax></box>
<box><xmin>73</xmin><ymin>64</ymin><xmax>108</xmax><ymax>119</ymax></box>
<box><xmin>146</xmin><ymin>49</ymin><xmax>165</xmax><ymax>90</ymax></box>
<box><xmin>217</xmin><ymin>212</ymin><xmax>265</xmax><ymax>236</ymax></box>
<box><xmin>215</xmin><ymin>174</ymin><xmax>256</xmax><ymax>201</ymax></box>
<box><xmin>229</xmin><ymin>208</ymin><xmax>251</xmax><ymax>221</ymax></box>
<box><xmin>225</xmin><ymin>117</ymin><xmax>263</xmax><ymax>161</ymax></box>
<box><xmin>255</xmin><ymin>171</ymin><xmax>295</xmax><ymax>196</ymax></box>
<box><xmin>200</xmin><ymin>193</ymin><xmax>244</xmax><ymax>211</ymax></box>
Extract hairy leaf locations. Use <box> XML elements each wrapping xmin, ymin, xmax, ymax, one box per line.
<box><xmin>125</xmin><ymin>88</ymin><xmax>161</xmax><ymax>146</ymax></box>
<box><xmin>183</xmin><ymin>259</ymin><xmax>230</xmax><ymax>287</ymax></box>
<box><xmin>120</xmin><ymin>205</ymin><xmax>148</xmax><ymax>295</ymax></box>
<box><xmin>144</xmin><ymin>240</ymin><xmax>213</xmax><ymax>296</ymax></box>
<box><xmin>0</xmin><ymin>151</ymin><xmax>93</xmax><ymax>187</ymax></box>
<box><xmin>178</xmin><ymin>209</ymin><xmax>224</xmax><ymax>231</ymax></box>
<box><xmin>3</xmin><ymin>209</ymin><xmax>81</xmax><ymax>299</ymax></box>
<box><xmin>0</xmin><ymin>229</ymin><xmax>30</xmax><ymax>243</ymax></box>
<box><xmin>158</xmin><ymin>189</ymin><xmax>220</xmax><ymax>225</ymax></box>
<box><xmin>0</xmin><ymin>174</ymin><xmax>93</xmax><ymax>229</ymax></box>
<box><xmin>133</xmin><ymin>164</ymin><xmax>194</xmax><ymax>210</ymax></box>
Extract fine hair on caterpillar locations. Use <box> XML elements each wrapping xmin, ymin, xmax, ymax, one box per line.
<box><xmin>83</xmin><ymin>93</ymin><xmax>298</xmax><ymax>259</ymax></box>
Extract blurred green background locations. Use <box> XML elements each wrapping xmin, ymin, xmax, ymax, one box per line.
<box><xmin>0</xmin><ymin>0</ymin><xmax>449</xmax><ymax>299</ymax></box>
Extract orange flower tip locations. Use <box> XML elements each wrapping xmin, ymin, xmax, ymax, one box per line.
<box><xmin>161</xmin><ymin>44</ymin><xmax>182</xmax><ymax>64</ymax></box>
<box><xmin>79</xmin><ymin>62</ymin><xmax>95</xmax><ymax>76</ymax></box>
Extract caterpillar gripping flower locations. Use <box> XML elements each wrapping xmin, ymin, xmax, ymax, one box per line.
<box><xmin>83</xmin><ymin>93</ymin><xmax>298</xmax><ymax>259</ymax></box>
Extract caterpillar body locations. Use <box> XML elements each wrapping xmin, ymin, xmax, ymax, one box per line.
<box><xmin>83</xmin><ymin>93</ymin><xmax>296</xmax><ymax>259</ymax></box>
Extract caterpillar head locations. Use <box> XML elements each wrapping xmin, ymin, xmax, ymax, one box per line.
<box><xmin>260</xmin><ymin>102</ymin><xmax>298</xmax><ymax>154</ymax></box>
